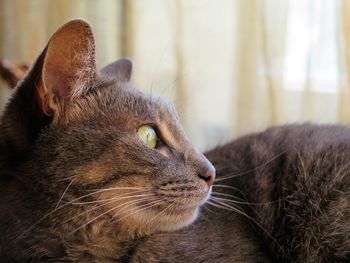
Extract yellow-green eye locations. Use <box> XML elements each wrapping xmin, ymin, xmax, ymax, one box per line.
<box><xmin>137</xmin><ymin>125</ymin><xmax>157</xmax><ymax>149</ymax></box>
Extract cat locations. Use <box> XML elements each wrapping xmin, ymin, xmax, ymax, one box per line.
<box><xmin>0</xmin><ymin>19</ymin><xmax>349</xmax><ymax>263</ymax></box>
<box><xmin>0</xmin><ymin>19</ymin><xmax>215</xmax><ymax>262</ymax></box>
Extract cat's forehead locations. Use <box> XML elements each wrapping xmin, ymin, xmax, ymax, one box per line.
<box><xmin>59</xmin><ymin>80</ymin><xmax>189</xmax><ymax>153</ymax></box>
<box><xmin>105</xmin><ymin>82</ymin><xmax>178</xmax><ymax>122</ymax></box>
<box><xmin>64</xmin><ymin>81</ymin><xmax>179</xmax><ymax>129</ymax></box>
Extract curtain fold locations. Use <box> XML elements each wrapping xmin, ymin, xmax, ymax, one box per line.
<box><xmin>339</xmin><ymin>0</ymin><xmax>350</xmax><ymax>122</ymax></box>
<box><xmin>260</xmin><ymin>0</ymin><xmax>288</xmax><ymax>124</ymax></box>
<box><xmin>0</xmin><ymin>0</ymin><xmax>348</xmax><ymax>150</ymax></box>
<box><xmin>231</xmin><ymin>0</ymin><xmax>288</xmax><ymax>137</ymax></box>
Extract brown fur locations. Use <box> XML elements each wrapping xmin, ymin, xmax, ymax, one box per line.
<box><xmin>0</xmin><ymin>20</ymin><xmax>214</xmax><ymax>262</ymax></box>
<box><xmin>1</xmin><ymin>20</ymin><xmax>350</xmax><ymax>263</ymax></box>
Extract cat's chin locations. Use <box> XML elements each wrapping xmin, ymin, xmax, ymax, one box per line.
<box><xmin>113</xmin><ymin>188</ymin><xmax>211</xmax><ymax>235</ymax></box>
<box><xmin>153</xmin><ymin>206</ymin><xmax>200</xmax><ymax>232</ymax></box>
<box><xmin>167</xmin><ymin>207</ymin><xmax>199</xmax><ymax>230</ymax></box>
<box><xmin>152</xmin><ymin>190</ymin><xmax>211</xmax><ymax>232</ymax></box>
<box><xmin>117</xmin><ymin>205</ymin><xmax>200</xmax><ymax>236</ymax></box>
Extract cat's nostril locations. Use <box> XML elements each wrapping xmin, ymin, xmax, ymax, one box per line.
<box><xmin>199</xmin><ymin>165</ymin><xmax>216</xmax><ymax>187</ymax></box>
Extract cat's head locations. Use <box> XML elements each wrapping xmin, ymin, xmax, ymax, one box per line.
<box><xmin>0</xmin><ymin>20</ymin><xmax>215</xmax><ymax>236</ymax></box>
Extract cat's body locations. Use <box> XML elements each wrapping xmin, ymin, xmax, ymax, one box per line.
<box><xmin>0</xmin><ymin>20</ymin><xmax>350</xmax><ymax>263</ymax></box>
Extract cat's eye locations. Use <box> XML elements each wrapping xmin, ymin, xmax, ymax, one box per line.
<box><xmin>137</xmin><ymin>125</ymin><xmax>157</xmax><ymax>149</ymax></box>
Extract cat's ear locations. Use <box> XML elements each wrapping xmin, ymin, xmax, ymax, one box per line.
<box><xmin>0</xmin><ymin>60</ymin><xmax>29</xmax><ymax>88</ymax></box>
<box><xmin>37</xmin><ymin>19</ymin><xmax>98</xmax><ymax>116</ymax></box>
<box><xmin>101</xmin><ymin>58</ymin><xmax>133</xmax><ymax>82</ymax></box>
<box><xmin>0</xmin><ymin>20</ymin><xmax>99</xmax><ymax>168</ymax></box>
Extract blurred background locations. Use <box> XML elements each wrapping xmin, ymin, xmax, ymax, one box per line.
<box><xmin>0</xmin><ymin>0</ymin><xmax>349</xmax><ymax>151</ymax></box>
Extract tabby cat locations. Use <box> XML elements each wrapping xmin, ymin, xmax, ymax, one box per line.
<box><xmin>0</xmin><ymin>20</ymin><xmax>349</xmax><ymax>263</ymax></box>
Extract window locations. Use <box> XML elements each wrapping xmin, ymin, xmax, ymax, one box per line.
<box><xmin>284</xmin><ymin>0</ymin><xmax>340</xmax><ymax>93</ymax></box>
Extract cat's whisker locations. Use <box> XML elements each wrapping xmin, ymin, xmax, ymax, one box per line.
<box><xmin>215</xmin><ymin>152</ymin><xmax>285</xmax><ymax>182</ymax></box>
<box><xmin>211</xmin><ymin>195</ymin><xmax>242</xmax><ymax>204</ymax></box>
<box><xmin>198</xmin><ymin>210</ymin><xmax>211</xmax><ymax>222</ymax></box>
<box><xmin>86</xmin><ymin>186</ymin><xmax>152</xmax><ymax>193</ymax></box>
<box><xmin>110</xmin><ymin>199</ymin><xmax>165</xmax><ymax>225</ymax></box>
<box><xmin>208</xmin><ymin>198</ymin><xmax>286</xmax><ymax>257</ymax></box>
<box><xmin>207</xmin><ymin>199</ymin><xmax>240</xmax><ymax>212</ymax></box>
<box><xmin>60</xmin><ymin>188</ymin><xmax>153</xmax><ymax>207</ymax></box>
<box><xmin>212</xmin><ymin>184</ymin><xmax>244</xmax><ymax>193</ymax></box>
<box><xmin>212</xmin><ymin>184</ymin><xmax>241</xmax><ymax>190</ymax></box>
<box><xmin>202</xmin><ymin>204</ymin><xmax>218</xmax><ymax>215</ymax></box>
<box><xmin>212</xmin><ymin>184</ymin><xmax>246</xmax><ymax>199</ymax></box>
<box><xmin>58</xmin><ymin>175</ymin><xmax>78</xmax><ymax>182</ymax></box>
<box><xmin>68</xmin><ymin>198</ymin><xmax>159</xmax><ymax>235</ymax></box>
<box><xmin>68</xmin><ymin>190</ymin><xmax>152</xmax><ymax>205</ymax></box>
<box><xmin>68</xmin><ymin>206</ymin><xmax>125</xmax><ymax>235</ymax></box>
<box><xmin>63</xmin><ymin>195</ymin><xmax>154</xmax><ymax>224</ymax></box>
<box><xmin>214</xmin><ymin>171</ymin><xmax>253</xmax><ymax>182</ymax></box>
<box><xmin>145</xmin><ymin>202</ymin><xmax>175</xmax><ymax>226</ymax></box>
<box><xmin>55</xmin><ymin>177</ymin><xmax>77</xmax><ymax>208</ymax></box>
<box><xmin>112</xmin><ymin>198</ymin><xmax>159</xmax><ymax>217</ymax></box>
<box><xmin>210</xmin><ymin>196</ymin><xmax>250</xmax><ymax>209</ymax></box>
<box><xmin>149</xmin><ymin>48</ymin><xmax>167</xmax><ymax>99</ymax></box>
<box><xmin>208</xmin><ymin>199</ymin><xmax>263</xmax><ymax>228</ymax></box>
<box><xmin>19</xmin><ymin>189</ymin><xmax>153</xmax><ymax>239</ymax></box>
<box><xmin>69</xmin><ymin>195</ymin><xmax>155</xmax><ymax>222</ymax></box>
<box><xmin>63</xmin><ymin>199</ymin><xmax>119</xmax><ymax>224</ymax></box>
<box><xmin>211</xmin><ymin>193</ymin><xmax>283</xmax><ymax>206</ymax></box>
<box><xmin>211</xmin><ymin>191</ymin><xmax>245</xmax><ymax>202</ymax></box>
<box><xmin>158</xmin><ymin>77</ymin><xmax>179</xmax><ymax>99</ymax></box>
<box><xmin>110</xmin><ymin>199</ymin><xmax>162</xmax><ymax>223</ymax></box>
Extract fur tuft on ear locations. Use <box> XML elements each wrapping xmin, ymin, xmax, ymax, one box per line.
<box><xmin>101</xmin><ymin>58</ymin><xmax>133</xmax><ymax>82</ymax></box>
<box><xmin>0</xmin><ymin>19</ymin><xmax>99</xmax><ymax>169</ymax></box>
<box><xmin>38</xmin><ymin>19</ymin><xmax>98</xmax><ymax>116</ymax></box>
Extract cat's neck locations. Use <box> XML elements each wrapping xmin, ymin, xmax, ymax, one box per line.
<box><xmin>64</xmin><ymin>217</ymin><xmax>138</xmax><ymax>260</ymax></box>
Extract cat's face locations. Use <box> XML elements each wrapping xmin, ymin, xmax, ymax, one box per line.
<box><xmin>5</xmin><ymin>20</ymin><xmax>215</xmax><ymax>236</ymax></box>
<box><xmin>44</xmin><ymin>83</ymin><xmax>214</xmax><ymax>234</ymax></box>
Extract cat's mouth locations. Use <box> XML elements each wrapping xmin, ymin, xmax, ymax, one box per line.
<box><xmin>164</xmin><ymin>193</ymin><xmax>208</xmax><ymax>212</ymax></box>
<box><xmin>155</xmin><ymin>180</ymin><xmax>212</xmax><ymax>209</ymax></box>
<box><xmin>107</xmin><ymin>185</ymin><xmax>211</xmax><ymax>233</ymax></box>
<box><xmin>148</xmin><ymin>186</ymin><xmax>211</xmax><ymax>228</ymax></box>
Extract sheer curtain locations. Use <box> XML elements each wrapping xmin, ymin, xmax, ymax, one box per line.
<box><xmin>0</xmin><ymin>0</ymin><xmax>123</xmax><ymax>111</ymax></box>
<box><xmin>0</xmin><ymin>0</ymin><xmax>348</xmax><ymax>151</ymax></box>
<box><xmin>124</xmin><ymin>0</ymin><xmax>346</xmax><ymax>149</ymax></box>
<box><xmin>340</xmin><ymin>0</ymin><xmax>350</xmax><ymax>121</ymax></box>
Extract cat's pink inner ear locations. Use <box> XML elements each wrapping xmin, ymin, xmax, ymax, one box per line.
<box><xmin>39</xmin><ymin>19</ymin><xmax>98</xmax><ymax>115</ymax></box>
<box><xmin>101</xmin><ymin>58</ymin><xmax>133</xmax><ymax>82</ymax></box>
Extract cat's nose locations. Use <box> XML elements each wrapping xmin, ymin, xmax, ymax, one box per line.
<box><xmin>199</xmin><ymin>164</ymin><xmax>216</xmax><ymax>187</ymax></box>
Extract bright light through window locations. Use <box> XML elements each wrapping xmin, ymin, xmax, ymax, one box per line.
<box><xmin>284</xmin><ymin>0</ymin><xmax>340</xmax><ymax>93</ymax></box>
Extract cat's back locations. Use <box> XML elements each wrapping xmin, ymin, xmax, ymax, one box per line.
<box><xmin>210</xmin><ymin>123</ymin><xmax>350</xmax><ymax>160</ymax></box>
<box><xmin>207</xmin><ymin>123</ymin><xmax>350</xmax><ymax>262</ymax></box>
<box><xmin>208</xmin><ymin>123</ymin><xmax>350</xmax><ymax>187</ymax></box>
